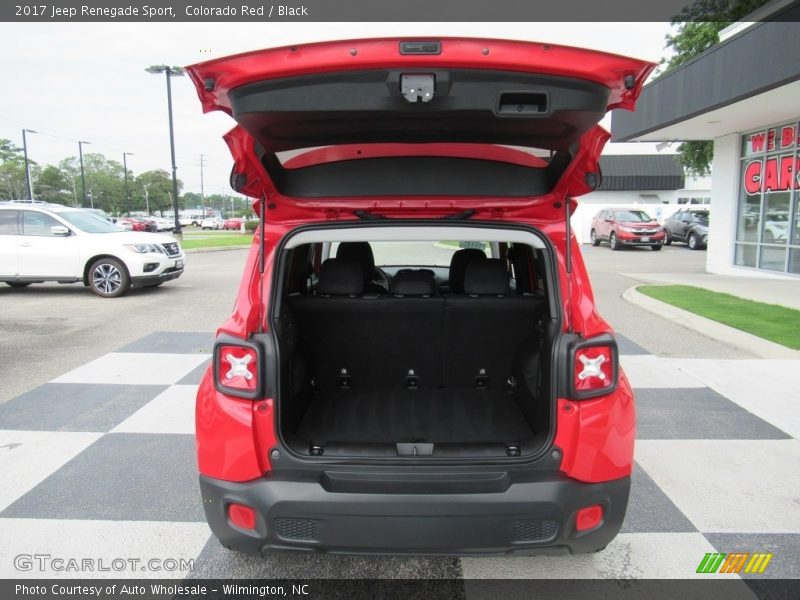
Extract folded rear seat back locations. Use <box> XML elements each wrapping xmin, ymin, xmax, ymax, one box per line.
<box><xmin>289</xmin><ymin>259</ymin><xmax>444</xmax><ymax>390</ymax></box>
<box><xmin>443</xmin><ymin>260</ymin><xmax>543</xmax><ymax>388</ymax></box>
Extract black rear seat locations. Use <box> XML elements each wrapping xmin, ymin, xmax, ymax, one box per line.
<box><xmin>391</xmin><ymin>269</ymin><xmax>437</xmax><ymax>297</ymax></box>
<box><xmin>443</xmin><ymin>260</ymin><xmax>542</xmax><ymax>388</ymax></box>
<box><xmin>447</xmin><ymin>248</ymin><xmax>486</xmax><ymax>294</ymax></box>
<box><xmin>289</xmin><ymin>257</ymin><xmax>544</xmax><ymax>391</ymax></box>
<box><xmin>290</xmin><ymin>259</ymin><xmax>443</xmax><ymax>389</ymax></box>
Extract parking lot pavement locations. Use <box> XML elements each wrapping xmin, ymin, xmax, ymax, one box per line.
<box><xmin>0</xmin><ymin>330</ymin><xmax>798</xmax><ymax>580</ymax></box>
<box><xmin>0</xmin><ymin>248</ymin><xmax>249</xmax><ymax>405</ymax></box>
<box><xmin>580</xmin><ymin>244</ymin><xmax>757</xmax><ymax>359</ymax></box>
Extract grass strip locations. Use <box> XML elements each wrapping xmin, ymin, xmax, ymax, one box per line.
<box><xmin>637</xmin><ymin>284</ymin><xmax>800</xmax><ymax>350</ymax></box>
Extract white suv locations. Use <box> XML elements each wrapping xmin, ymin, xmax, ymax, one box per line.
<box><xmin>0</xmin><ymin>203</ymin><xmax>185</xmax><ymax>297</ymax></box>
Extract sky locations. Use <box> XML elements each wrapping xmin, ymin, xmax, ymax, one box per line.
<box><xmin>0</xmin><ymin>22</ymin><xmax>676</xmax><ymax>195</ymax></box>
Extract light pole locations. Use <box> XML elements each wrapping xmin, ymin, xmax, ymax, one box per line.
<box><xmin>122</xmin><ymin>152</ymin><xmax>134</xmax><ymax>214</ymax></box>
<box><xmin>78</xmin><ymin>140</ymin><xmax>90</xmax><ymax>207</ymax></box>
<box><xmin>146</xmin><ymin>64</ymin><xmax>185</xmax><ymax>237</ymax></box>
<box><xmin>22</xmin><ymin>129</ymin><xmax>37</xmax><ymax>200</ymax></box>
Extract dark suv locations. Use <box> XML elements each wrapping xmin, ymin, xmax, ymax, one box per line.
<box><xmin>664</xmin><ymin>208</ymin><xmax>709</xmax><ymax>250</ymax></box>
<box><xmin>187</xmin><ymin>37</ymin><xmax>650</xmax><ymax>556</ymax></box>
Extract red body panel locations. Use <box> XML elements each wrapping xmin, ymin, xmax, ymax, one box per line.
<box><xmin>192</xmin><ymin>37</ymin><xmax>646</xmax><ymax>486</ymax></box>
<box><xmin>554</xmin><ymin>373</ymin><xmax>636</xmax><ymax>483</ymax></box>
<box><xmin>186</xmin><ymin>37</ymin><xmax>652</xmax><ymax>115</ymax></box>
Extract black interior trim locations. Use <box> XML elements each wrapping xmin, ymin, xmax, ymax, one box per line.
<box><xmin>229</xmin><ymin>68</ymin><xmax>609</xmax><ymax>153</ymax></box>
<box><xmin>277</xmin><ymin>156</ymin><xmax>550</xmax><ymax>198</ymax></box>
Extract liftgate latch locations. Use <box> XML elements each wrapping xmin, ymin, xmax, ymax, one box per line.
<box><xmin>401</xmin><ymin>74</ymin><xmax>435</xmax><ymax>103</ymax></box>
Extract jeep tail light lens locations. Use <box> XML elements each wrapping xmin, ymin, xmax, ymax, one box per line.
<box><xmin>214</xmin><ymin>341</ymin><xmax>262</xmax><ymax>399</ymax></box>
<box><xmin>574</xmin><ymin>346</ymin><xmax>613</xmax><ymax>392</ymax></box>
<box><xmin>570</xmin><ymin>336</ymin><xmax>618</xmax><ymax>400</ymax></box>
<box><xmin>576</xmin><ymin>504</ymin><xmax>604</xmax><ymax>532</ymax></box>
<box><xmin>228</xmin><ymin>503</ymin><xmax>256</xmax><ymax>530</ymax></box>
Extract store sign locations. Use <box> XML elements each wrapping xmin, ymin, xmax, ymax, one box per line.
<box><xmin>743</xmin><ymin>154</ymin><xmax>800</xmax><ymax>194</ymax></box>
<box><xmin>742</xmin><ymin>122</ymin><xmax>800</xmax><ymax>194</ymax></box>
<box><xmin>747</xmin><ymin>124</ymin><xmax>798</xmax><ymax>154</ymax></box>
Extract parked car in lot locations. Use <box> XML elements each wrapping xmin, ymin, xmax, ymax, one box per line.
<box><xmin>113</xmin><ymin>217</ymin><xmax>145</xmax><ymax>231</ymax></box>
<box><xmin>137</xmin><ymin>217</ymin><xmax>159</xmax><ymax>233</ymax></box>
<box><xmin>148</xmin><ymin>216</ymin><xmax>175</xmax><ymax>232</ymax></box>
<box><xmin>223</xmin><ymin>217</ymin><xmax>244</xmax><ymax>230</ymax></box>
<box><xmin>0</xmin><ymin>202</ymin><xmax>184</xmax><ymax>297</ymax></box>
<box><xmin>590</xmin><ymin>208</ymin><xmax>665</xmax><ymax>250</ymax></box>
<box><xmin>663</xmin><ymin>208</ymin><xmax>709</xmax><ymax>250</ymax></box>
<box><xmin>186</xmin><ymin>38</ymin><xmax>651</xmax><ymax>556</ymax></box>
<box><xmin>201</xmin><ymin>217</ymin><xmax>224</xmax><ymax>230</ymax></box>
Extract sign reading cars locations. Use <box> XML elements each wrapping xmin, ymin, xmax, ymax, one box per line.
<box><xmin>741</xmin><ymin>122</ymin><xmax>800</xmax><ymax>195</ymax></box>
<box><xmin>743</xmin><ymin>154</ymin><xmax>800</xmax><ymax>194</ymax></box>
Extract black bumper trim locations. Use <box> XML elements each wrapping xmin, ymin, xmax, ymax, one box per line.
<box><xmin>200</xmin><ymin>473</ymin><xmax>630</xmax><ymax>555</ymax></box>
<box><xmin>131</xmin><ymin>268</ymin><xmax>184</xmax><ymax>287</ymax></box>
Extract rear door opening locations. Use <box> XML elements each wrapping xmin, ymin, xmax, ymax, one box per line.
<box><xmin>271</xmin><ymin>224</ymin><xmax>560</xmax><ymax>461</ymax></box>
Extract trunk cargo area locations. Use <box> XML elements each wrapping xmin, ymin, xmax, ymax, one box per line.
<box><xmin>297</xmin><ymin>388</ymin><xmax>534</xmax><ymax>446</ymax></box>
<box><xmin>275</xmin><ymin>236</ymin><xmax>558</xmax><ymax>459</ymax></box>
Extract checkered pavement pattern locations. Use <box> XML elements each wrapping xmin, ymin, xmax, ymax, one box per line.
<box><xmin>0</xmin><ymin>331</ymin><xmax>798</xmax><ymax>580</ymax></box>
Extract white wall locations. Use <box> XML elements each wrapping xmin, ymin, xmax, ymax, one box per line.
<box><xmin>706</xmin><ymin>134</ymin><xmax>740</xmax><ymax>275</ymax></box>
<box><xmin>579</xmin><ymin>190</ymin><xmax>676</xmax><ymax>204</ymax></box>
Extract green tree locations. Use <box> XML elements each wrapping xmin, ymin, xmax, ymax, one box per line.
<box><xmin>82</xmin><ymin>153</ymin><xmax>125</xmax><ymax>213</ymax></box>
<box><xmin>35</xmin><ymin>165</ymin><xmax>72</xmax><ymax>204</ymax></box>
<box><xmin>660</xmin><ymin>0</ymin><xmax>769</xmax><ymax>176</ymax></box>
<box><xmin>182</xmin><ymin>191</ymin><xmax>202</xmax><ymax>212</ymax></box>
<box><xmin>134</xmin><ymin>170</ymin><xmax>182</xmax><ymax>215</ymax></box>
<box><xmin>0</xmin><ymin>139</ymin><xmax>23</xmax><ymax>162</ymax></box>
<box><xmin>0</xmin><ymin>138</ymin><xmax>33</xmax><ymax>200</ymax></box>
<box><xmin>57</xmin><ymin>154</ymin><xmax>125</xmax><ymax>211</ymax></box>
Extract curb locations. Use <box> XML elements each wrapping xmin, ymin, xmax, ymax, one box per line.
<box><xmin>623</xmin><ymin>285</ymin><xmax>800</xmax><ymax>359</ymax></box>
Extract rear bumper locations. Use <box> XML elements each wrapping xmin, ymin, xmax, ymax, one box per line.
<box><xmin>200</xmin><ymin>473</ymin><xmax>629</xmax><ymax>555</ymax></box>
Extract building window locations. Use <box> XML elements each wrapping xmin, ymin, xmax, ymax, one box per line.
<box><xmin>735</xmin><ymin>121</ymin><xmax>800</xmax><ymax>275</ymax></box>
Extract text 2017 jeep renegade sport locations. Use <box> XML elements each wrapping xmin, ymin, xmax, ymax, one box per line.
<box><xmin>187</xmin><ymin>38</ymin><xmax>651</xmax><ymax>555</ymax></box>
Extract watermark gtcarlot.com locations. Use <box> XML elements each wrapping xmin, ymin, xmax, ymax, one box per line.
<box><xmin>14</xmin><ymin>554</ymin><xmax>194</xmax><ymax>573</ymax></box>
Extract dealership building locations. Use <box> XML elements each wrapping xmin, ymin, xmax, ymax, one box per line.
<box><xmin>611</xmin><ymin>2</ymin><xmax>800</xmax><ymax>277</ymax></box>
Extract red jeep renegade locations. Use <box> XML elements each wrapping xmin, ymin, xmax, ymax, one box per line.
<box><xmin>187</xmin><ymin>38</ymin><xmax>650</xmax><ymax>555</ymax></box>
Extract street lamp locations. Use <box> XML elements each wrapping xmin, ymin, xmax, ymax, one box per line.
<box><xmin>146</xmin><ymin>64</ymin><xmax>185</xmax><ymax>236</ymax></box>
<box><xmin>22</xmin><ymin>129</ymin><xmax>37</xmax><ymax>200</ymax></box>
<box><xmin>122</xmin><ymin>152</ymin><xmax>134</xmax><ymax>213</ymax></box>
<box><xmin>78</xmin><ymin>140</ymin><xmax>91</xmax><ymax>207</ymax></box>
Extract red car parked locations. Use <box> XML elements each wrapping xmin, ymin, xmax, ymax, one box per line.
<box><xmin>188</xmin><ymin>38</ymin><xmax>650</xmax><ymax>556</ymax></box>
<box><xmin>590</xmin><ymin>208</ymin><xmax>665</xmax><ymax>250</ymax></box>
<box><xmin>223</xmin><ymin>217</ymin><xmax>244</xmax><ymax>230</ymax></box>
<box><xmin>113</xmin><ymin>217</ymin><xmax>145</xmax><ymax>232</ymax></box>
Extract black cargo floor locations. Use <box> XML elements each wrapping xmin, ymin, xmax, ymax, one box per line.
<box><xmin>296</xmin><ymin>388</ymin><xmax>534</xmax><ymax>444</ymax></box>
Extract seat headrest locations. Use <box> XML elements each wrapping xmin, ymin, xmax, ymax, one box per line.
<box><xmin>448</xmin><ymin>248</ymin><xmax>486</xmax><ymax>294</ymax></box>
<box><xmin>317</xmin><ymin>258</ymin><xmax>364</xmax><ymax>296</ymax></box>
<box><xmin>464</xmin><ymin>259</ymin><xmax>509</xmax><ymax>296</ymax></box>
<box><xmin>336</xmin><ymin>242</ymin><xmax>376</xmax><ymax>283</ymax></box>
<box><xmin>391</xmin><ymin>269</ymin><xmax>436</xmax><ymax>297</ymax></box>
